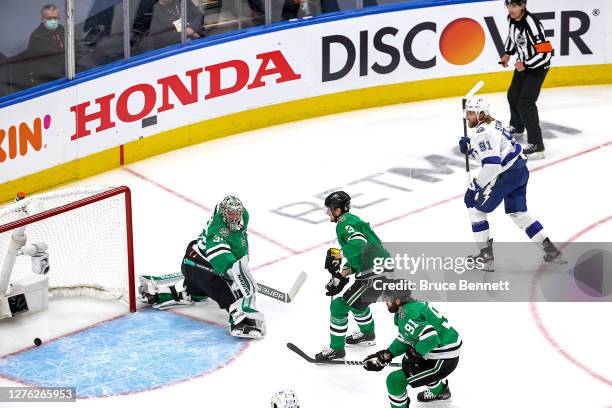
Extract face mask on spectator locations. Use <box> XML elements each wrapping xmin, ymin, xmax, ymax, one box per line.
<box><xmin>44</xmin><ymin>19</ymin><xmax>59</xmax><ymax>30</ymax></box>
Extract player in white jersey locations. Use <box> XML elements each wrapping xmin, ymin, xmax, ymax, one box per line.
<box><xmin>459</xmin><ymin>96</ymin><xmax>565</xmax><ymax>270</ymax></box>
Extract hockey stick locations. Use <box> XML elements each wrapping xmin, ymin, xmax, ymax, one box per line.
<box><xmin>462</xmin><ymin>80</ymin><xmax>484</xmax><ymax>184</ymax></box>
<box><xmin>286</xmin><ymin>342</ymin><xmax>402</xmax><ymax>367</ymax></box>
<box><xmin>183</xmin><ymin>259</ymin><xmax>307</xmax><ymax>303</ymax></box>
<box><xmin>258</xmin><ymin>271</ymin><xmax>307</xmax><ymax>303</ymax></box>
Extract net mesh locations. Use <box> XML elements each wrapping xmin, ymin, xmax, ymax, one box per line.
<box><xmin>0</xmin><ymin>186</ymin><xmax>131</xmax><ymax>305</ymax></box>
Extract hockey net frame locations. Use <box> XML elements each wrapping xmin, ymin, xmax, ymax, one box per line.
<box><xmin>0</xmin><ymin>186</ymin><xmax>136</xmax><ymax>312</ymax></box>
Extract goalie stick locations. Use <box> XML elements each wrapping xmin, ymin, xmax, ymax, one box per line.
<box><xmin>462</xmin><ymin>80</ymin><xmax>484</xmax><ymax>184</ymax></box>
<box><xmin>184</xmin><ymin>259</ymin><xmax>307</xmax><ymax>303</ymax></box>
<box><xmin>286</xmin><ymin>342</ymin><xmax>402</xmax><ymax>367</ymax></box>
<box><xmin>258</xmin><ymin>271</ymin><xmax>307</xmax><ymax>303</ymax></box>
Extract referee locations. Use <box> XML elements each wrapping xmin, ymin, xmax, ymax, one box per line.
<box><xmin>500</xmin><ymin>0</ymin><xmax>553</xmax><ymax>160</ymax></box>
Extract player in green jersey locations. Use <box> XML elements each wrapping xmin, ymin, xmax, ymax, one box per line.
<box><xmin>315</xmin><ymin>191</ymin><xmax>392</xmax><ymax>361</ymax></box>
<box><xmin>363</xmin><ymin>290</ymin><xmax>461</xmax><ymax>407</ymax></box>
<box><xmin>138</xmin><ymin>195</ymin><xmax>265</xmax><ymax>338</ymax></box>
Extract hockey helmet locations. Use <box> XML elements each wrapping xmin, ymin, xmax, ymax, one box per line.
<box><xmin>324</xmin><ymin>191</ymin><xmax>351</xmax><ymax>214</ymax></box>
<box><xmin>271</xmin><ymin>389</ymin><xmax>300</xmax><ymax>408</ymax></box>
<box><xmin>219</xmin><ymin>195</ymin><xmax>244</xmax><ymax>231</ymax></box>
<box><xmin>382</xmin><ymin>287</ymin><xmax>412</xmax><ymax>304</ymax></box>
<box><xmin>464</xmin><ymin>96</ymin><xmax>490</xmax><ymax>119</ymax></box>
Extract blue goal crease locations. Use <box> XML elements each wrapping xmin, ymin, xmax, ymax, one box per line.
<box><xmin>0</xmin><ymin>309</ymin><xmax>247</xmax><ymax>398</ymax></box>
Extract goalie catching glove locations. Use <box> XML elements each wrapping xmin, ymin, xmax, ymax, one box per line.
<box><xmin>363</xmin><ymin>349</ymin><xmax>393</xmax><ymax>371</ymax></box>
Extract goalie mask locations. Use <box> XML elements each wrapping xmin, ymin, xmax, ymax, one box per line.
<box><xmin>271</xmin><ymin>389</ymin><xmax>300</xmax><ymax>408</ymax></box>
<box><xmin>220</xmin><ymin>195</ymin><xmax>244</xmax><ymax>231</ymax></box>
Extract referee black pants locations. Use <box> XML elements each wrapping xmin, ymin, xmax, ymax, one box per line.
<box><xmin>507</xmin><ymin>66</ymin><xmax>548</xmax><ymax>146</ymax></box>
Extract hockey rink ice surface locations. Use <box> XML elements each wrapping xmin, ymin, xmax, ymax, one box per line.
<box><xmin>0</xmin><ymin>85</ymin><xmax>611</xmax><ymax>407</ymax></box>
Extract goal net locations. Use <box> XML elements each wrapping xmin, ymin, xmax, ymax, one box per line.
<box><xmin>0</xmin><ymin>186</ymin><xmax>136</xmax><ymax>312</ymax></box>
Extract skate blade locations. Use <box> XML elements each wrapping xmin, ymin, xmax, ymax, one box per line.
<box><xmin>526</xmin><ymin>152</ymin><xmax>545</xmax><ymax>160</ymax></box>
<box><xmin>467</xmin><ymin>263</ymin><xmax>494</xmax><ymax>273</ymax></box>
<box><xmin>230</xmin><ymin>326</ymin><xmax>264</xmax><ymax>339</ymax></box>
<box><xmin>416</xmin><ymin>398</ymin><xmax>452</xmax><ymax>404</ymax></box>
<box><xmin>546</xmin><ymin>255</ymin><xmax>568</xmax><ymax>265</ymax></box>
<box><xmin>346</xmin><ymin>340</ymin><xmax>376</xmax><ymax>348</ymax></box>
<box><xmin>230</xmin><ymin>330</ymin><xmax>263</xmax><ymax>339</ymax></box>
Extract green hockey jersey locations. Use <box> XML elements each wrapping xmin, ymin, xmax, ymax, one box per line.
<box><xmin>388</xmin><ymin>300</ymin><xmax>461</xmax><ymax>360</ymax></box>
<box><xmin>194</xmin><ymin>207</ymin><xmax>250</xmax><ymax>278</ymax></box>
<box><xmin>335</xmin><ymin>213</ymin><xmax>390</xmax><ymax>277</ymax></box>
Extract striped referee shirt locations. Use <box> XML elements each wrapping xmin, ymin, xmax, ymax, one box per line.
<box><xmin>504</xmin><ymin>10</ymin><xmax>553</xmax><ymax>70</ymax></box>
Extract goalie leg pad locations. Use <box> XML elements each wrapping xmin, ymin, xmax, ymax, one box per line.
<box><xmin>227</xmin><ymin>256</ymin><xmax>263</xmax><ymax>318</ymax></box>
<box><xmin>138</xmin><ymin>273</ymin><xmax>203</xmax><ymax>310</ymax></box>
<box><xmin>228</xmin><ymin>298</ymin><xmax>266</xmax><ymax>338</ymax></box>
<box><xmin>228</xmin><ymin>256</ymin><xmax>259</xmax><ymax>298</ymax></box>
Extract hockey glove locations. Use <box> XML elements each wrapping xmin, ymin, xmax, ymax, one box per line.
<box><xmin>464</xmin><ymin>179</ymin><xmax>481</xmax><ymax>208</ymax></box>
<box><xmin>325</xmin><ymin>248</ymin><xmax>342</xmax><ymax>275</ymax></box>
<box><xmin>402</xmin><ymin>346</ymin><xmax>425</xmax><ymax>376</ymax></box>
<box><xmin>363</xmin><ymin>349</ymin><xmax>392</xmax><ymax>372</ymax></box>
<box><xmin>325</xmin><ymin>275</ymin><xmax>349</xmax><ymax>296</ymax></box>
<box><xmin>459</xmin><ymin>136</ymin><xmax>471</xmax><ymax>155</ymax></box>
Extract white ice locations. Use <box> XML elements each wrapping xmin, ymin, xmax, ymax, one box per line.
<box><xmin>1</xmin><ymin>85</ymin><xmax>611</xmax><ymax>407</ymax></box>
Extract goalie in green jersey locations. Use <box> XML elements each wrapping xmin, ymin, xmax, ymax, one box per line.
<box><xmin>315</xmin><ymin>191</ymin><xmax>392</xmax><ymax>361</ymax></box>
<box><xmin>139</xmin><ymin>195</ymin><xmax>265</xmax><ymax>339</ymax></box>
<box><xmin>362</xmin><ymin>290</ymin><xmax>461</xmax><ymax>407</ymax></box>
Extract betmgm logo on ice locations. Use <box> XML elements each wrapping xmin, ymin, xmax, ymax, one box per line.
<box><xmin>372</xmin><ymin>254</ymin><xmax>485</xmax><ymax>275</ymax></box>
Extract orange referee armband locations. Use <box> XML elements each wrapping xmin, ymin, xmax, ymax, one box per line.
<box><xmin>534</xmin><ymin>41</ymin><xmax>554</xmax><ymax>53</ymax></box>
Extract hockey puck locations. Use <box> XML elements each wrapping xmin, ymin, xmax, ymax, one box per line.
<box><xmin>33</xmin><ymin>338</ymin><xmax>42</xmax><ymax>347</ymax></box>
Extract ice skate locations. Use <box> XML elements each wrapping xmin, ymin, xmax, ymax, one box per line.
<box><xmin>467</xmin><ymin>238</ymin><xmax>494</xmax><ymax>272</ymax></box>
<box><xmin>417</xmin><ymin>382</ymin><xmax>451</xmax><ymax>402</ymax></box>
<box><xmin>315</xmin><ymin>347</ymin><xmax>346</xmax><ymax>362</ymax></box>
<box><xmin>345</xmin><ymin>331</ymin><xmax>376</xmax><ymax>347</ymax></box>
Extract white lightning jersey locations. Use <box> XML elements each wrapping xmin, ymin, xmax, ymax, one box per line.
<box><xmin>469</xmin><ymin>120</ymin><xmax>523</xmax><ymax>187</ymax></box>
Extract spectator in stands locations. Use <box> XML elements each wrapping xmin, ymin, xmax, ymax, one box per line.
<box><xmin>26</xmin><ymin>4</ymin><xmax>66</xmax><ymax>86</ymax></box>
<box><xmin>150</xmin><ymin>0</ymin><xmax>204</xmax><ymax>50</ymax></box>
<box><xmin>279</xmin><ymin>0</ymin><xmax>321</xmax><ymax>20</ymax></box>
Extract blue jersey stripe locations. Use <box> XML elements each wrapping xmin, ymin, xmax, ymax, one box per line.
<box><xmin>481</xmin><ymin>156</ymin><xmax>501</xmax><ymax>165</ymax></box>
<box><xmin>501</xmin><ymin>144</ymin><xmax>522</xmax><ymax>167</ymax></box>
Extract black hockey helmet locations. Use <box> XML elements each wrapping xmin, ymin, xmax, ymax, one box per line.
<box><xmin>324</xmin><ymin>191</ymin><xmax>351</xmax><ymax>213</ymax></box>
<box><xmin>505</xmin><ymin>0</ymin><xmax>526</xmax><ymax>6</ymax></box>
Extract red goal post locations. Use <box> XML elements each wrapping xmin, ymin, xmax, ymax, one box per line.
<box><xmin>0</xmin><ymin>186</ymin><xmax>136</xmax><ymax>312</ymax></box>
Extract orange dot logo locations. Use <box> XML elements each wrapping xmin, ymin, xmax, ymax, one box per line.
<box><xmin>439</xmin><ymin>18</ymin><xmax>485</xmax><ymax>65</ymax></box>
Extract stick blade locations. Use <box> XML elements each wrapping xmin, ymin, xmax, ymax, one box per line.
<box><xmin>287</xmin><ymin>342</ymin><xmax>316</xmax><ymax>363</ymax></box>
<box><xmin>287</xmin><ymin>271</ymin><xmax>307</xmax><ymax>302</ymax></box>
